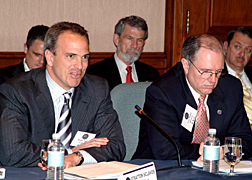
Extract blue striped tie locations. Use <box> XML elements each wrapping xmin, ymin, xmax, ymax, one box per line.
<box><xmin>56</xmin><ymin>92</ymin><xmax>72</xmax><ymax>152</ymax></box>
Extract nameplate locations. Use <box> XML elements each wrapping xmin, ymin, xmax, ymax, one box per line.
<box><xmin>0</xmin><ymin>168</ymin><xmax>6</xmax><ymax>179</ymax></box>
<box><xmin>118</xmin><ymin>162</ymin><xmax>157</xmax><ymax>180</ymax></box>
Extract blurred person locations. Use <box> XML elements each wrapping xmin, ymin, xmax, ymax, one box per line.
<box><xmin>224</xmin><ymin>27</ymin><xmax>252</xmax><ymax>129</ymax></box>
<box><xmin>86</xmin><ymin>15</ymin><xmax>159</xmax><ymax>90</ymax></box>
<box><xmin>0</xmin><ymin>25</ymin><xmax>49</xmax><ymax>84</ymax></box>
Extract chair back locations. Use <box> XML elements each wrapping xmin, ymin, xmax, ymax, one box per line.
<box><xmin>110</xmin><ymin>82</ymin><xmax>152</xmax><ymax>161</ymax></box>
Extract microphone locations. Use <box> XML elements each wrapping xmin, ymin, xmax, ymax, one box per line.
<box><xmin>135</xmin><ymin>105</ymin><xmax>191</xmax><ymax>170</ymax></box>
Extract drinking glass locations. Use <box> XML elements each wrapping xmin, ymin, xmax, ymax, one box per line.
<box><xmin>222</xmin><ymin>137</ymin><xmax>243</xmax><ymax>176</ymax></box>
<box><xmin>40</xmin><ymin>139</ymin><xmax>51</xmax><ymax>167</ymax></box>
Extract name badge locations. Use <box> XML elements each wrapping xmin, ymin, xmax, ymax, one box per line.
<box><xmin>70</xmin><ymin>131</ymin><xmax>96</xmax><ymax>146</ymax></box>
<box><xmin>118</xmin><ymin>162</ymin><xmax>157</xmax><ymax>180</ymax></box>
<box><xmin>181</xmin><ymin>104</ymin><xmax>197</xmax><ymax>132</ymax></box>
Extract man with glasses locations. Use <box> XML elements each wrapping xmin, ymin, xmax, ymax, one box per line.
<box><xmin>133</xmin><ymin>34</ymin><xmax>252</xmax><ymax>161</ymax></box>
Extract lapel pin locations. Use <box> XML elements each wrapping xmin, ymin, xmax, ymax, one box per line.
<box><xmin>217</xmin><ymin>110</ymin><xmax>222</xmax><ymax>115</ymax></box>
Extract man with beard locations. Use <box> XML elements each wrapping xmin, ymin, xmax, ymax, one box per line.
<box><xmin>86</xmin><ymin>15</ymin><xmax>159</xmax><ymax>90</ymax></box>
<box><xmin>224</xmin><ymin>27</ymin><xmax>252</xmax><ymax>129</ymax></box>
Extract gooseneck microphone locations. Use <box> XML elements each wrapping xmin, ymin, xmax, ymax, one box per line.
<box><xmin>135</xmin><ymin>105</ymin><xmax>191</xmax><ymax>170</ymax></box>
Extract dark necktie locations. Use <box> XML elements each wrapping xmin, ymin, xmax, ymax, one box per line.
<box><xmin>56</xmin><ymin>92</ymin><xmax>72</xmax><ymax>151</ymax></box>
<box><xmin>191</xmin><ymin>95</ymin><xmax>209</xmax><ymax>144</ymax></box>
<box><xmin>126</xmin><ymin>66</ymin><xmax>134</xmax><ymax>83</ymax></box>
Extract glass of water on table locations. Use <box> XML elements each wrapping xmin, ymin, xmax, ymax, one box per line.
<box><xmin>40</xmin><ymin>139</ymin><xmax>52</xmax><ymax>167</ymax></box>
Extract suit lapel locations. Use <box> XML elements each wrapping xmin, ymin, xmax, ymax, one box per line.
<box><xmin>178</xmin><ymin>63</ymin><xmax>197</xmax><ymax>109</ymax></box>
<box><xmin>12</xmin><ymin>62</ymin><xmax>25</xmax><ymax>76</ymax></box>
<box><xmin>71</xmin><ymin>77</ymin><xmax>91</xmax><ymax>138</ymax></box>
<box><xmin>34</xmin><ymin>69</ymin><xmax>55</xmax><ymax>135</ymax></box>
<box><xmin>110</xmin><ymin>56</ymin><xmax>122</xmax><ymax>84</ymax></box>
<box><xmin>207</xmin><ymin>84</ymin><xmax>226</xmax><ymax>129</ymax></box>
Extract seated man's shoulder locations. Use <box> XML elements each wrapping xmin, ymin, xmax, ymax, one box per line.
<box><xmin>2</xmin><ymin>68</ymin><xmax>43</xmax><ymax>88</ymax></box>
<box><xmin>136</xmin><ymin>61</ymin><xmax>158</xmax><ymax>71</ymax></box>
<box><xmin>218</xmin><ymin>73</ymin><xmax>241</xmax><ymax>88</ymax></box>
<box><xmin>87</xmin><ymin>57</ymin><xmax>112</xmax><ymax>72</ymax></box>
<box><xmin>82</xmin><ymin>74</ymin><xmax>109</xmax><ymax>89</ymax></box>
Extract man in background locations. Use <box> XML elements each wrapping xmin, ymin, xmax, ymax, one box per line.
<box><xmin>133</xmin><ymin>34</ymin><xmax>252</xmax><ymax>161</ymax></box>
<box><xmin>0</xmin><ymin>21</ymin><xmax>125</xmax><ymax>168</ymax></box>
<box><xmin>0</xmin><ymin>25</ymin><xmax>49</xmax><ymax>84</ymax></box>
<box><xmin>224</xmin><ymin>26</ymin><xmax>252</xmax><ymax>129</ymax></box>
<box><xmin>86</xmin><ymin>15</ymin><xmax>159</xmax><ymax>90</ymax></box>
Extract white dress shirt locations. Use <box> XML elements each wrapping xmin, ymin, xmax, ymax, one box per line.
<box><xmin>46</xmin><ymin>70</ymin><xmax>97</xmax><ymax>165</ymax></box>
<box><xmin>114</xmin><ymin>53</ymin><xmax>139</xmax><ymax>83</ymax></box>
<box><xmin>23</xmin><ymin>58</ymin><xmax>30</xmax><ymax>72</ymax></box>
<box><xmin>226</xmin><ymin>62</ymin><xmax>252</xmax><ymax>95</ymax></box>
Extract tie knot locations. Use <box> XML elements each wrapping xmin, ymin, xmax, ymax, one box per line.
<box><xmin>63</xmin><ymin>92</ymin><xmax>72</xmax><ymax>103</ymax></box>
<box><xmin>126</xmin><ymin>66</ymin><xmax>132</xmax><ymax>72</ymax></box>
<box><xmin>236</xmin><ymin>73</ymin><xmax>241</xmax><ymax>79</ymax></box>
<box><xmin>199</xmin><ymin>95</ymin><xmax>206</xmax><ymax>103</ymax></box>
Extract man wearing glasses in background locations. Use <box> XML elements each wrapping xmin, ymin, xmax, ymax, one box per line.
<box><xmin>133</xmin><ymin>34</ymin><xmax>252</xmax><ymax>161</ymax></box>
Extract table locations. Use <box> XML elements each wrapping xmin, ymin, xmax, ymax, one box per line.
<box><xmin>2</xmin><ymin>160</ymin><xmax>252</xmax><ymax>180</ymax></box>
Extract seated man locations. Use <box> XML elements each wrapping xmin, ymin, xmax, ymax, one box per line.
<box><xmin>224</xmin><ymin>27</ymin><xmax>252</xmax><ymax>129</ymax></box>
<box><xmin>0</xmin><ymin>21</ymin><xmax>125</xmax><ymax>168</ymax></box>
<box><xmin>86</xmin><ymin>15</ymin><xmax>159</xmax><ymax>90</ymax></box>
<box><xmin>0</xmin><ymin>25</ymin><xmax>49</xmax><ymax>85</ymax></box>
<box><xmin>132</xmin><ymin>34</ymin><xmax>252</xmax><ymax>161</ymax></box>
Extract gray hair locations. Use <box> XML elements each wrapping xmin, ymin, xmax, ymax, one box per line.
<box><xmin>114</xmin><ymin>15</ymin><xmax>148</xmax><ymax>40</ymax></box>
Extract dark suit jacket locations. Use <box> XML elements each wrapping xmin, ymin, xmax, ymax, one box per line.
<box><xmin>0</xmin><ymin>62</ymin><xmax>25</xmax><ymax>85</ymax></box>
<box><xmin>132</xmin><ymin>62</ymin><xmax>252</xmax><ymax>160</ymax></box>
<box><xmin>86</xmin><ymin>55</ymin><xmax>160</xmax><ymax>90</ymax></box>
<box><xmin>244</xmin><ymin>65</ymin><xmax>252</xmax><ymax>82</ymax></box>
<box><xmin>0</xmin><ymin>68</ymin><xmax>125</xmax><ymax>167</ymax></box>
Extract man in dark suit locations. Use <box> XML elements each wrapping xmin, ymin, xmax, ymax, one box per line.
<box><xmin>0</xmin><ymin>22</ymin><xmax>125</xmax><ymax>168</ymax></box>
<box><xmin>132</xmin><ymin>34</ymin><xmax>252</xmax><ymax>161</ymax></box>
<box><xmin>0</xmin><ymin>25</ymin><xmax>49</xmax><ymax>85</ymax></box>
<box><xmin>86</xmin><ymin>15</ymin><xmax>159</xmax><ymax>90</ymax></box>
<box><xmin>224</xmin><ymin>27</ymin><xmax>252</xmax><ymax>129</ymax></box>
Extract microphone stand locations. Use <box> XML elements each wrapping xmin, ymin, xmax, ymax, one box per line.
<box><xmin>135</xmin><ymin>105</ymin><xmax>191</xmax><ymax>171</ymax></box>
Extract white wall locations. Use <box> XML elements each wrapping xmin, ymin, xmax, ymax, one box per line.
<box><xmin>0</xmin><ymin>0</ymin><xmax>165</xmax><ymax>52</ymax></box>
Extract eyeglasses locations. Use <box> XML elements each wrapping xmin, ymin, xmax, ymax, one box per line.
<box><xmin>188</xmin><ymin>59</ymin><xmax>226</xmax><ymax>79</ymax></box>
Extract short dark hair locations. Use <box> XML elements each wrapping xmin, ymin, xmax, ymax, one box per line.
<box><xmin>226</xmin><ymin>27</ymin><xmax>252</xmax><ymax>46</ymax></box>
<box><xmin>182</xmin><ymin>33</ymin><xmax>225</xmax><ymax>64</ymax></box>
<box><xmin>44</xmin><ymin>21</ymin><xmax>89</xmax><ymax>57</ymax></box>
<box><xmin>114</xmin><ymin>15</ymin><xmax>148</xmax><ymax>40</ymax></box>
<box><xmin>26</xmin><ymin>25</ymin><xmax>49</xmax><ymax>49</ymax></box>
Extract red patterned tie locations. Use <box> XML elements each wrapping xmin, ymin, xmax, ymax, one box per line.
<box><xmin>191</xmin><ymin>95</ymin><xmax>209</xmax><ymax>144</ymax></box>
<box><xmin>126</xmin><ymin>66</ymin><xmax>134</xmax><ymax>83</ymax></box>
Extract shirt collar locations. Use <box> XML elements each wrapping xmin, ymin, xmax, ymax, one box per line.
<box><xmin>114</xmin><ymin>52</ymin><xmax>135</xmax><ymax>71</ymax></box>
<box><xmin>23</xmin><ymin>58</ymin><xmax>30</xmax><ymax>72</ymax></box>
<box><xmin>185</xmin><ymin>76</ymin><xmax>208</xmax><ymax>105</ymax></box>
<box><xmin>45</xmin><ymin>69</ymin><xmax>74</xmax><ymax>103</ymax></box>
<box><xmin>225</xmin><ymin>61</ymin><xmax>245</xmax><ymax>77</ymax></box>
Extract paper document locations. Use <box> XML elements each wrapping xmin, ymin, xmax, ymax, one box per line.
<box><xmin>192</xmin><ymin>160</ymin><xmax>252</xmax><ymax>173</ymax></box>
<box><xmin>64</xmin><ymin>161</ymin><xmax>140</xmax><ymax>179</ymax></box>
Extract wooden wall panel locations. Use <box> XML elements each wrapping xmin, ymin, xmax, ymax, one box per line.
<box><xmin>0</xmin><ymin>52</ymin><xmax>167</xmax><ymax>75</ymax></box>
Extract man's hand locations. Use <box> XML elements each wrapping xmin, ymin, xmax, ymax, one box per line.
<box><xmin>197</xmin><ymin>142</ymin><xmax>204</xmax><ymax>162</ymax></box>
<box><xmin>64</xmin><ymin>153</ymin><xmax>81</xmax><ymax>169</ymax></box>
<box><xmin>38</xmin><ymin>137</ymin><xmax>109</xmax><ymax>170</ymax></box>
<box><xmin>197</xmin><ymin>142</ymin><xmax>224</xmax><ymax>162</ymax></box>
<box><xmin>38</xmin><ymin>162</ymin><xmax>47</xmax><ymax>170</ymax></box>
<box><xmin>38</xmin><ymin>153</ymin><xmax>81</xmax><ymax>170</ymax></box>
<box><xmin>71</xmin><ymin>137</ymin><xmax>109</xmax><ymax>152</ymax></box>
